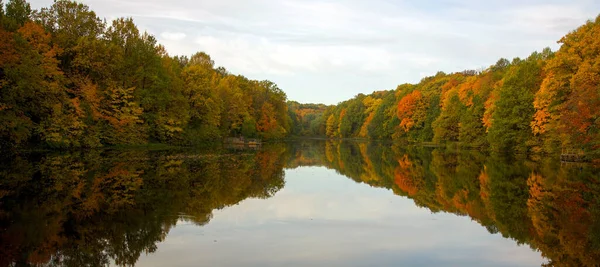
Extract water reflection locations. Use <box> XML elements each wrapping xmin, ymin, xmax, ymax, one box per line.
<box><xmin>289</xmin><ymin>140</ymin><xmax>600</xmax><ymax>267</ymax></box>
<box><xmin>1</xmin><ymin>141</ymin><xmax>599</xmax><ymax>266</ymax></box>
<box><xmin>0</xmin><ymin>147</ymin><xmax>286</xmax><ymax>266</ymax></box>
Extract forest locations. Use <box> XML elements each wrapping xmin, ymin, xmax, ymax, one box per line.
<box><xmin>0</xmin><ymin>0</ymin><xmax>291</xmax><ymax>150</ymax></box>
<box><xmin>1</xmin><ymin>0</ymin><xmax>599</xmax><ymax>156</ymax></box>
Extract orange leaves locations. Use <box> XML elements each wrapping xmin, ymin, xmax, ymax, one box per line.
<box><xmin>393</xmin><ymin>154</ymin><xmax>422</xmax><ymax>196</ymax></box>
<box><xmin>525</xmin><ymin>170</ymin><xmax>600</xmax><ymax>265</ymax></box>
<box><xmin>526</xmin><ymin>173</ymin><xmax>550</xmax><ymax>238</ymax></box>
<box><xmin>0</xmin><ymin>29</ymin><xmax>18</xmax><ymax>68</ymax></box>
<box><xmin>359</xmin><ymin>112</ymin><xmax>375</xmax><ymax>137</ymax></box>
<box><xmin>339</xmin><ymin>108</ymin><xmax>347</xmax><ymax>121</ymax></box>
<box><xmin>456</xmin><ymin>76</ymin><xmax>482</xmax><ymax>107</ymax></box>
<box><xmin>441</xmin><ymin>78</ymin><xmax>460</xmax><ymax>94</ymax></box>
<box><xmin>17</xmin><ymin>22</ymin><xmax>63</xmax><ymax>80</ymax></box>
<box><xmin>326</xmin><ymin>114</ymin><xmax>337</xmax><ymax>137</ymax></box>
<box><xmin>18</xmin><ymin>22</ymin><xmax>54</xmax><ymax>53</ymax></box>
<box><xmin>563</xmin><ymin>61</ymin><xmax>600</xmax><ymax>139</ymax></box>
<box><xmin>532</xmin><ymin>73</ymin><xmax>561</xmax><ymax>135</ymax></box>
<box><xmin>399</xmin><ymin>117</ymin><xmax>415</xmax><ymax>133</ymax></box>
<box><xmin>102</xmin><ymin>86</ymin><xmax>143</xmax><ymax>127</ymax></box>
<box><xmin>337</xmin><ymin>108</ymin><xmax>347</xmax><ymax>136</ymax></box>
<box><xmin>397</xmin><ymin>90</ymin><xmax>424</xmax><ymax>132</ymax></box>
<box><xmin>96</xmin><ymin>85</ymin><xmax>146</xmax><ymax>144</ymax></box>
<box><xmin>531</xmin><ymin>16</ymin><xmax>600</xmax><ymax>149</ymax></box>
<box><xmin>482</xmin><ymin>91</ymin><xmax>498</xmax><ymax>131</ymax></box>
<box><xmin>478</xmin><ymin>166</ymin><xmax>490</xmax><ymax>201</ymax></box>
<box><xmin>358</xmin><ymin>96</ymin><xmax>382</xmax><ymax>137</ymax></box>
<box><xmin>397</xmin><ymin>91</ymin><xmax>421</xmax><ymax>119</ymax></box>
<box><xmin>89</xmin><ymin>163</ymin><xmax>143</xmax><ymax>213</ymax></box>
<box><xmin>531</xmin><ymin>108</ymin><xmax>550</xmax><ymax>135</ymax></box>
<box><xmin>256</xmin><ymin>102</ymin><xmax>278</xmax><ymax>132</ymax></box>
<box><xmin>79</xmin><ymin>79</ymin><xmax>102</xmax><ymax>119</ymax></box>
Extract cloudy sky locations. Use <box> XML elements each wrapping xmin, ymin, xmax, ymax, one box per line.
<box><xmin>30</xmin><ymin>0</ymin><xmax>600</xmax><ymax>104</ymax></box>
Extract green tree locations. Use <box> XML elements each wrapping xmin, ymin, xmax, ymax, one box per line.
<box><xmin>433</xmin><ymin>91</ymin><xmax>464</xmax><ymax>143</ymax></box>
<box><xmin>182</xmin><ymin>52</ymin><xmax>222</xmax><ymax>142</ymax></box>
<box><xmin>488</xmin><ymin>53</ymin><xmax>545</xmax><ymax>153</ymax></box>
<box><xmin>3</xmin><ymin>0</ymin><xmax>31</xmax><ymax>31</ymax></box>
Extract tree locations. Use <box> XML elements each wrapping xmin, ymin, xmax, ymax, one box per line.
<box><xmin>35</xmin><ymin>0</ymin><xmax>104</xmax><ymax>72</ymax></box>
<box><xmin>359</xmin><ymin>96</ymin><xmax>382</xmax><ymax>137</ymax></box>
<box><xmin>326</xmin><ymin>114</ymin><xmax>337</xmax><ymax>137</ymax></box>
<box><xmin>3</xmin><ymin>0</ymin><xmax>31</xmax><ymax>30</ymax></box>
<box><xmin>217</xmin><ymin>75</ymin><xmax>250</xmax><ymax>136</ymax></box>
<box><xmin>257</xmin><ymin>103</ymin><xmax>277</xmax><ymax>133</ymax></box>
<box><xmin>181</xmin><ymin>60</ymin><xmax>221</xmax><ymax>141</ymax></box>
<box><xmin>433</xmin><ymin>91</ymin><xmax>464</xmax><ymax>142</ymax></box>
<box><xmin>99</xmin><ymin>84</ymin><xmax>146</xmax><ymax>144</ymax></box>
<box><xmin>489</xmin><ymin>53</ymin><xmax>544</xmax><ymax>153</ymax></box>
<box><xmin>458</xmin><ymin>98</ymin><xmax>487</xmax><ymax>147</ymax></box>
<box><xmin>397</xmin><ymin>90</ymin><xmax>426</xmax><ymax>133</ymax></box>
<box><xmin>532</xmin><ymin>16</ymin><xmax>600</xmax><ymax>153</ymax></box>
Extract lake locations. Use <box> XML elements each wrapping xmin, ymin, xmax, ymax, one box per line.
<box><xmin>1</xmin><ymin>140</ymin><xmax>599</xmax><ymax>266</ymax></box>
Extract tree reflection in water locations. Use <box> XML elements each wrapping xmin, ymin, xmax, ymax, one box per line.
<box><xmin>0</xmin><ymin>147</ymin><xmax>286</xmax><ymax>267</ymax></box>
<box><xmin>288</xmin><ymin>140</ymin><xmax>600</xmax><ymax>267</ymax></box>
<box><xmin>1</xmin><ymin>141</ymin><xmax>599</xmax><ymax>266</ymax></box>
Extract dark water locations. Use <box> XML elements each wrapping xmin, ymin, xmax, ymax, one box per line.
<box><xmin>1</xmin><ymin>141</ymin><xmax>599</xmax><ymax>267</ymax></box>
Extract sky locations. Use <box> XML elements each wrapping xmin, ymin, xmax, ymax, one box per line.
<box><xmin>30</xmin><ymin>0</ymin><xmax>600</xmax><ymax>105</ymax></box>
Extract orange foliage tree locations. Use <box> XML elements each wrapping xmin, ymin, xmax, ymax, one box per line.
<box><xmin>532</xmin><ymin>15</ymin><xmax>600</xmax><ymax>152</ymax></box>
<box><xmin>396</xmin><ymin>90</ymin><xmax>425</xmax><ymax>132</ymax></box>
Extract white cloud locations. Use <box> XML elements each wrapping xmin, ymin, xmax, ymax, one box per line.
<box><xmin>161</xmin><ymin>31</ymin><xmax>186</xmax><ymax>41</ymax></box>
<box><xmin>507</xmin><ymin>4</ymin><xmax>591</xmax><ymax>34</ymax></box>
<box><xmin>28</xmin><ymin>0</ymin><xmax>600</xmax><ymax>104</ymax></box>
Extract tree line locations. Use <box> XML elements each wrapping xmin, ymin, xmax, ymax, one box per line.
<box><xmin>309</xmin><ymin>16</ymin><xmax>600</xmax><ymax>156</ymax></box>
<box><xmin>0</xmin><ymin>0</ymin><xmax>291</xmax><ymax>150</ymax></box>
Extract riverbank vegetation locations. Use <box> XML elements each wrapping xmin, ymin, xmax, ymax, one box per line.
<box><xmin>1</xmin><ymin>0</ymin><xmax>599</xmax><ymax>156</ymax></box>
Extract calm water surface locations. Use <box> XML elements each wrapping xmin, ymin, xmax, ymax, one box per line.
<box><xmin>1</xmin><ymin>141</ymin><xmax>599</xmax><ymax>266</ymax></box>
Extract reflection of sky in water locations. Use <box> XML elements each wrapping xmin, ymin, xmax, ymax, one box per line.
<box><xmin>135</xmin><ymin>167</ymin><xmax>545</xmax><ymax>267</ymax></box>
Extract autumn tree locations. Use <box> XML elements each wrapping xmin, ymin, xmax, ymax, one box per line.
<box><xmin>359</xmin><ymin>95</ymin><xmax>382</xmax><ymax>137</ymax></box>
<box><xmin>397</xmin><ymin>90</ymin><xmax>425</xmax><ymax>133</ymax></box>
<box><xmin>326</xmin><ymin>113</ymin><xmax>338</xmax><ymax>138</ymax></box>
<box><xmin>532</xmin><ymin>16</ymin><xmax>600</xmax><ymax>153</ymax></box>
